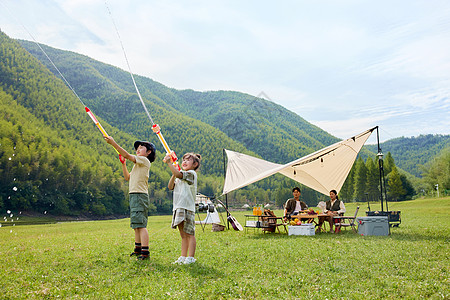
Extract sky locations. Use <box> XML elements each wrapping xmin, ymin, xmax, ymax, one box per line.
<box><xmin>1</xmin><ymin>0</ymin><xmax>449</xmax><ymax>144</ymax></box>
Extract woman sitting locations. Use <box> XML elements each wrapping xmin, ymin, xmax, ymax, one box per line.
<box><xmin>317</xmin><ymin>189</ymin><xmax>346</xmax><ymax>233</ymax></box>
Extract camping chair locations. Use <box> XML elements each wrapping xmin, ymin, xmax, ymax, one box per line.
<box><xmin>261</xmin><ymin>209</ymin><xmax>287</xmax><ymax>233</ymax></box>
<box><xmin>333</xmin><ymin>206</ymin><xmax>359</xmax><ymax>233</ymax></box>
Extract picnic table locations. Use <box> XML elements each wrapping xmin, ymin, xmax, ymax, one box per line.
<box><xmin>244</xmin><ymin>215</ymin><xmax>287</xmax><ymax>233</ymax></box>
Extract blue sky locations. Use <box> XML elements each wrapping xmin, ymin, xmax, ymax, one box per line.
<box><xmin>1</xmin><ymin>0</ymin><xmax>449</xmax><ymax>143</ymax></box>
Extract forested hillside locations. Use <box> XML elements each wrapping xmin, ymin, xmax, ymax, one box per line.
<box><xmin>0</xmin><ymin>31</ymin><xmax>333</xmax><ymax>215</ymax></box>
<box><xmin>366</xmin><ymin>135</ymin><xmax>450</xmax><ymax>177</ymax></box>
<box><xmin>0</xmin><ymin>30</ymin><xmax>445</xmax><ymax>217</ymax></box>
<box><xmin>17</xmin><ymin>40</ymin><xmax>250</xmax><ymax>176</ymax></box>
<box><xmin>0</xmin><ymin>32</ymin><xmax>130</xmax><ymax>215</ymax></box>
<box><xmin>18</xmin><ymin>40</ymin><xmax>341</xmax><ymax>166</ymax></box>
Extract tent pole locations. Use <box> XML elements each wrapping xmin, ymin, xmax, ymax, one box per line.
<box><xmin>376</xmin><ymin>126</ymin><xmax>384</xmax><ymax>211</ymax></box>
<box><xmin>376</xmin><ymin>126</ymin><xmax>388</xmax><ymax>212</ymax></box>
<box><xmin>223</xmin><ymin>148</ymin><xmax>229</xmax><ymax>230</ymax></box>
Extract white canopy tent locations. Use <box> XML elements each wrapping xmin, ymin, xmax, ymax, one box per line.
<box><xmin>222</xmin><ymin>127</ymin><xmax>376</xmax><ymax>196</ymax></box>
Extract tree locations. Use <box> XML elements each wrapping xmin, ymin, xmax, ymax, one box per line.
<box><xmin>421</xmin><ymin>148</ymin><xmax>450</xmax><ymax>195</ymax></box>
<box><xmin>384</xmin><ymin>152</ymin><xmax>395</xmax><ymax>175</ymax></box>
<box><xmin>365</xmin><ymin>156</ymin><xmax>380</xmax><ymax>202</ymax></box>
<box><xmin>353</xmin><ymin>157</ymin><xmax>368</xmax><ymax>201</ymax></box>
<box><xmin>399</xmin><ymin>174</ymin><xmax>416</xmax><ymax>200</ymax></box>
<box><xmin>340</xmin><ymin>165</ymin><xmax>355</xmax><ymax>202</ymax></box>
<box><xmin>387</xmin><ymin>166</ymin><xmax>406</xmax><ymax>201</ymax></box>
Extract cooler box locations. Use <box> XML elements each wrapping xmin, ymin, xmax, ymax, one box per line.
<box><xmin>357</xmin><ymin>216</ymin><xmax>389</xmax><ymax>236</ymax></box>
<box><xmin>366</xmin><ymin>210</ymin><xmax>401</xmax><ymax>227</ymax></box>
<box><xmin>288</xmin><ymin>224</ymin><xmax>315</xmax><ymax>236</ymax></box>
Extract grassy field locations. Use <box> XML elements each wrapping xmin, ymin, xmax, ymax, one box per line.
<box><xmin>1</xmin><ymin>197</ymin><xmax>449</xmax><ymax>299</ymax></box>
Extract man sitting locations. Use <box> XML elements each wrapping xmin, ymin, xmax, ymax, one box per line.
<box><xmin>283</xmin><ymin>187</ymin><xmax>308</xmax><ymax>221</ymax></box>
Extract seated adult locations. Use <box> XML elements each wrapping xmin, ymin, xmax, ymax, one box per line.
<box><xmin>317</xmin><ymin>189</ymin><xmax>346</xmax><ymax>233</ymax></box>
<box><xmin>283</xmin><ymin>187</ymin><xmax>308</xmax><ymax>221</ymax></box>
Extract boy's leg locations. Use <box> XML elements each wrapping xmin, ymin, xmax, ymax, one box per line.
<box><xmin>187</xmin><ymin>232</ymin><xmax>196</xmax><ymax>257</ymax></box>
<box><xmin>179</xmin><ymin>220</ymin><xmax>196</xmax><ymax>264</ymax></box>
<box><xmin>178</xmin><ymin>223</ymin><xmax>189</xmax><ymax>257</ymax></box>
<box><xmin>129</xmin><ymin>193</ymin><xmax>149</xmax><ymax>259</ymax></box>
<box><xmin>139</xmin><ymin>227</ymin><xmax>149</xmax><ymax>247</ymax></box>
<box><xmin>136</xmin><ymin>227</ymin><xmax>149</xmax><ymax>260</ymax></box>
<box><xmin>183</xmin><ymin>210</ymin><xmax>196</xmax><ymax>263</ymax></box>
<box><xmin>130</xmin><ymin>229</ymin><xmax>141</xmax><ymax>256</ymax></box>
<box><xmin>134</xmin><ymin>228</ymin><xmax>141</xmax><ymax>243</ymax></box>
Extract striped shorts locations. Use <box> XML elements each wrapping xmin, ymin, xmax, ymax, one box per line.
<box><xmin>171</xmin><ymin>208</ymin><xmax>195</xmax><ymax>235</ymax></box>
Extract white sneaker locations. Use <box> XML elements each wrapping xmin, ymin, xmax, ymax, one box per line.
<box><xmin>183</xmin><ymin>257</ymin><xmax>196</xmax><ymax>264</ymax></box>
<box><xmin>172</xmin><ymin>256</ymin><xmax>186</xmax><ymax>265</ymax></box>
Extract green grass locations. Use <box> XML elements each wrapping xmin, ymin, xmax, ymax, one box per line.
<box><xmin>1</xmin><ymin>215</ymin><xmax>57</xmax><ymax>226</ymax></box>
<box><xmin>1</xmin><ymin>197</ymin><xmax>449</xmax><ymax>299</ymax></box>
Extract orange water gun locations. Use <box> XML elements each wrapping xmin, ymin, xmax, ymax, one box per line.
<box><xmin>152</xmin><ymin>124</ymin><xmax>181</xmax><ymax>170</ymax></box>
<box><xmin>85</xmin><ymin>106</ymin><xmax>125</xmax><ymax>163</ymax></box>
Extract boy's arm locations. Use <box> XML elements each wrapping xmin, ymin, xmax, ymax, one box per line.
<box><xmin>104</xmin><ymin>136</ymin><xmax>136</xmax><ymax>163</ymax></box>
<box><xmin>164</xmin><ymin>153</ymin><xmax>182</xmax><ymax>179</ymax></box>
<box><xmin>168</xmin><ymin>175</ymin><xmax>176</xmax><ymax>190</ymax></box>
<box><xmin>122</xmin><ymin>160</ymin><xmax>130</xmax><ymax>181</ymax></box>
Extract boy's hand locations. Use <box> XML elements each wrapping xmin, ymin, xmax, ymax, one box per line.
<box><xmin>152</xmin><ymin>124</ymin><xmax>161</xmax><ymax>133</ymax></box>
<box><xmin>163</xmin><ymin>152</ymin><xmax>174</xmax><ymax>164</ymax></box>
<box><xmin>119</xmin><ymin>154</ymin><xmax>126</xmax><ymax>164</ymax></box>
<box><xmin>104</xmin><ymin>136</ymin><xmax>115</xmax><ymax>145</ymax></box>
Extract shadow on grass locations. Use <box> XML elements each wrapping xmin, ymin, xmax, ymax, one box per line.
<box><xmin>242</xmin><ymin>228</ymin><xmax>449</xmax><ymax>243</ymax></box>
<box><xmin>127</xmin><ymin>257</ymin><xmax>225</xmax><ymax>279</ymax></box>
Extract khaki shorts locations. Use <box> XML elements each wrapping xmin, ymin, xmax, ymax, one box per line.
<box><xmin>171</xmin><ymin>208</ymin><xmax>195</xmax><ymax>235</ymax></box>
<box><xmin>129</xmin><ymin>193</ymin><xmax>149</xmax><ymax>229</ymax></box>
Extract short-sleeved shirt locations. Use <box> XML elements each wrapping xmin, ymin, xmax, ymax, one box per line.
<box><xmin>172</xmin><ymin>170</ymin><xmax>197</xmax><ymax>212</ymax></box>
<box><xmin>128</xmin><ymin>155</ymin><xmax>151</xmax><ymax>194</ymax></box>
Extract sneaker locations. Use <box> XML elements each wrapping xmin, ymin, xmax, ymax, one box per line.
<box><xmin>183</xmin><ymin>257</ymin><xmax>196</xmax><ymax>264</ymax></box>
<box><xmin>172</xmin><ymin>256</ymin><xmax>186</xmax><ymax>265</ymax></box>
<box><xmin>137</xmin><ymin>254</ymin><xmax>149</xmax><ymax>260</ymax></box>
<box><xmin>130</xmin><ymin>251</ymin><xmax>141</xmax><ymax>257</ymax></box>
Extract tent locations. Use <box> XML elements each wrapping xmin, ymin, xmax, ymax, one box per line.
<box><xmin>222</xmin><ymin>127</ymin><xmax>376</xmax><ymax>196</ymax></box>
<box><xmin>195</xmin><ymin>208</ymin><xmax>221</xmax><ymax>225</ymax></box>
<box><xmin>195</xmin><ymin>193</ymin><xmax>223</xmax><ymax>225</ymax></box>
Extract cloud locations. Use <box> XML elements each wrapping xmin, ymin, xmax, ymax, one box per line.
<box><xmin>393</xmin><ymin>84</ymin><xmax>450</xmax><ymax>109</ymax></box>
<box><xmin>2</xmin><ymin>0</ymin><xmax>449</xmax><ymax>142</ymax></box>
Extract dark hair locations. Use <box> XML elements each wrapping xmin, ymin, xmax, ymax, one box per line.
<box><xmin>292</xmin><ymin>187</ymin><xmax>301</xmax><ymax>193</ymax></box>
<box><xmin>183</xmin><ymin>152</ymin><xmax>202</xmax><ymax>171</ymax></box>
<box><xmin>330</xmin><ymin>189</ymin><xmax>339</xmax><ymax>200</ymax></box>
<box><xmin>134</xmin><ymin>141</ymin><xmax>156</xmax><ymax>162</ymax></box>
<box><xmin>146</xmin><ymin>145</ymin><xmax>156</xmax><ymax>163</ymax></box>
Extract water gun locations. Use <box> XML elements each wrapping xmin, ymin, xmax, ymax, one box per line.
<box><xmin>152</xmin><ymin>124</ymin><xmax>181</xmax><ymax>170</ymax></box>
<box><xmin>85</xmin><ymin>107</ymin><xmax>125</xmax><ymax>163</ymax></box>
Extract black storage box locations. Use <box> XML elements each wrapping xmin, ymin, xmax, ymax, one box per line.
<box><xmin>366</xmin><ymin>210</ymin><xmax>401</xmax><ymax>227</ymax></box>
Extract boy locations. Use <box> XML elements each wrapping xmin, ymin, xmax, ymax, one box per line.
<box><xmin>164</xmin><ymin>151</ymin><xmax>201</xmax><ymax>265</ymax></box>
<box><xmin>105</xmin><ymin>136</ymin><xmax>155</xmax><ymax>260</ymax></box>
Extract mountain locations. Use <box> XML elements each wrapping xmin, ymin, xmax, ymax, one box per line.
<box><xmin>1</xmin><ymin>30</ymin><xmax>446</xmax><ymax>216</ymax></box>
<box><xmin>1</xmin><ymin>30</ymin><xmax>344</xmax><ymax>215</ymax></box>
<box><xmin>17</xmin><ymin>40</ymin><xmax>341</xmax><ymax>168</ymax></box>
<box><xmin>366</xmin><ymin>135</ymin><xmax>450</xmax><ymax>177</ymax></box>
<box><xmin>0</xmin><ymin>31</ymin><xmax>131</xmax><ymax>215</ymax></box>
